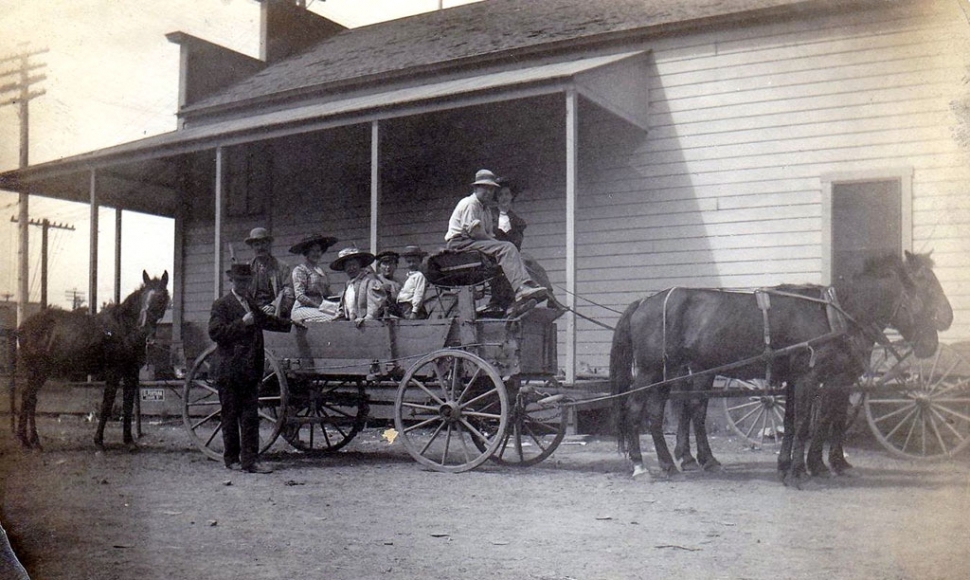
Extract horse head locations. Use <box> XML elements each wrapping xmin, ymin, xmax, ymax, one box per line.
<box><xmin>137</xmin><ymin>270</ymin><xmax>170</xmax><ymax>329</ymax></box>
<box><xmin>904</xmin><ymin>251</ymin><xmax>953</xmax><ymax>331</ymax></box>
<box><xmin>879</xmin><ymin>255</ymin><xmax>939</xmax><ymax>359</ymax></box>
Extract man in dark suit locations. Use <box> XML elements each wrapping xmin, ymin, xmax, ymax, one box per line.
<box><xmin>208</xmin><ymin>263</ymin><xmax>278</xmax><ymax>474</ymax></box>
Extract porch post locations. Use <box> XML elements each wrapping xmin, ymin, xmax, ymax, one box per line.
<box><xmin>214</xmin><ymin>146</ymin><xmax>225</xmax><ymax>300</ymax></box>
<box><xmin>369</xmin><ymin>120</ymin><xmax>380</xmax><ymax>254</ymax></box>
<box><xmin>114</xmin><ymin>208</ymin><xmax>122</xmax><ymax>304</ymax></box>
<box><xmin>564</xmin><ymin>89</ymin><xmax>578</xmax><ymax>384</ymax></box>
<box><xmin>88</xmin><ymin>169</ymin><xmax>99</xmax><ymax>314</ymax></box>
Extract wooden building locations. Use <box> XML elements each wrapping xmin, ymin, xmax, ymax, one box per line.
<box><xmin>2</xmin><ymin>0</ymin><xmax>969</xmax><ymax>381</ymax></box>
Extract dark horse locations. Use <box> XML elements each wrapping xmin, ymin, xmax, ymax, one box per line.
<box><xmin>609</xmin><ymin>252</ymin><xmax>948</xmax><ymax>485</ymax></box>
<box><xmin>15</xmin><ymin>271</ymin><xmax>170</xmax><ymax>450</ymax></box>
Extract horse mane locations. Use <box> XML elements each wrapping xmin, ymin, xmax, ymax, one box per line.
<box><xmin>99</xmin><ymin>283</ymin><xmax>147</xmax><ymax>324</ymax></box>
<box><xmin>905</xmin><ymin>250</ymin><xmax>935</xmax><ymax>269</ymax></box>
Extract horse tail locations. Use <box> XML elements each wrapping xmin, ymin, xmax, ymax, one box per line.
<box><xmin>610</xmin><ymin>299</ymin><xmax>639</xmax><ymax>454</ymax></box>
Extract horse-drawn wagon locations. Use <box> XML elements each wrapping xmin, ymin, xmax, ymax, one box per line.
<box><xmin>182</xmin><ymin>250</ymin><xmax>569</xmax><ymax>472</ymax></box>
<box><xmin>181</xmin><ymin>250</ymin><xmax>970</xmax><ymax>477</ymax></box>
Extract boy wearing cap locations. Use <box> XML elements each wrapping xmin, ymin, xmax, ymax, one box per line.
<box><xmin>396</xmin><ymin>245</ymin><xmax>430</xmax><ymax>319</ymax></box>
<box><xmin>208</xmin><ymin>263</ymin><xmax>281</xmax><ymax>474</ymax></box>
<box><xmin>445</xmin><ymin>169</ymin><xmax>546</xmax><ymax>315</ymax></box>
<box><xmin>374</xmin><ymin>250</ymin><xmax>403</xmax><ymax>304</ymax></box>
<box><xmin>245</xmin><ymin>227</ymin><xmax>295</xmax><ymax>318</ymax></box>
<box><xmin>331</xmin><ymin>247</ymin><xmax>385</xmax><ymax>326</ymax></box>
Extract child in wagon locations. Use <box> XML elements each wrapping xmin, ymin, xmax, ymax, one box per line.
<box><xmin>395</xmin><ymin>245</ymin><xmax>430</xmax><ymax>319</ymax></box>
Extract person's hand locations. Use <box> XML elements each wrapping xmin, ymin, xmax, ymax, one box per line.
<box><xmin>261</xmin><ymin>304</ymin><xmax>274</xmax><ymax>314</ymax></box>
<box><xmin>405</xmin><ymin>311</ymin><xmax>417</xmax><ymax>320</ymax></box>
<box><xmin>242</xmin><ymin>311</ymin><xmax>255</xmax><ymax>326</ymax></box>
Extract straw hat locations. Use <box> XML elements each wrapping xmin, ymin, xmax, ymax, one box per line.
<box><xmin>245</xmin><ymin>227</ymin><xmax>273</xmax><ymax>245</ymax></box>
<box><xmin>288</xmin><ymin>234</ymin><xmax>338</xmax><ymax>256</ymax></box>
<box><xmin>471</xmin><ymin>169</ymin><xmax>500</xmax><ymax>188</ymax></box>
<box><xmin>329</xmin><ymin>247</ymin><xmax>376</xmax><ymax>271</ymax></box>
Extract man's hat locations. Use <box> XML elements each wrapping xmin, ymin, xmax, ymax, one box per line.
<box><xmin>289</xmin><ymin>234</ymin><xmax>339</xmax><ymax>256</ymax></box>
<box><xmin>245</xmin><ymin>227</ymin><xmax>273</xmax><ymax>245</ymax></box>
<box><xmin>401</xmin><ymin>245</ymin><xmax>428</xmax><ymax>258</ymax></box>
<box><xmin>375</xmin><ymin>250</ymin><xmax>400</xmax><ymax>265</ymax></box>
<box><xmin>226</xmin><ymin>263</ymin><xmax>253</xmax><ymax>278</ymax></box>
<box><xmin>471</xmin><ymin>169</ymin><xmax>500</xmax><ymax>188</ymax></box>
<box><xmin>330</xmin><ymin>247</ymin><xmax>376</xmax><ymax>271</ymax></box>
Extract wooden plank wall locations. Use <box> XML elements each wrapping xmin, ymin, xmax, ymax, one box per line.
<box><xmin>573</xmin><ymin>0</ymin><xmax>970</xmax><ymax>370</ymax></box>
<box><xmin>179</xmin><ymin>0</ymin><xmax>970</xmax><ymax>374</ymax></box>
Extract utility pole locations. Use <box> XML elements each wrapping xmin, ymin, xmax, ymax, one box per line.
<box><xmin>0</xmin><ymin>45</ymin><xmax>47</xmax><ymax>326</ymax></box>
<box><xmin>64</xmin><ymin>289</ymin><xmax>85</xmax><ymax>311</ymax></box>
<box><xmin>9</xmin><ymin>217</ymin><xmax>75</xmax><ymax>308</ymax></box>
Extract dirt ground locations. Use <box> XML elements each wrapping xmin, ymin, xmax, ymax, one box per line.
<box><xmin>1</xmin><ymin>414</ymin><xmax>968</xmax><ymax>580</ymax></box>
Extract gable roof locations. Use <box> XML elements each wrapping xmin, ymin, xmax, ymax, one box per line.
<box><xmin>183</xmin><ymin>0</ymin><xmax>833</xmax><ymax>118</ymax></box>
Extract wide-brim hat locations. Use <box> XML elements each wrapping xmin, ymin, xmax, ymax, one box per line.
<box><xmin>289</xmin><ymin>234</ymin><xmax>338</xmax><ymax>256</ymax></box>
<box><xmin>245</xmin><ymin>227</ymin><xmax>273</xmax><ymax>245</ymax></box>
<box><xmin>226</xmin><ymin>263</ymin><xmax>253</xmax><ymax>278</ymax></box>
<box><xmin>471</xmin><ymin>169</ymin><xmax>500</xmax><ymax>188</ymax></box>
<box><xmin>401</xmin><ymin>245</ymin><xmax>428</xmax><ymax>258</ymax></box>
<box><xmin>330</xmin><ymin>247</ymin><xmax>376</xmax><ymax>271</ymax></box>
<box><xmin>375</xmin><ymin>250</ymin><xmax>400</xmax><ymax>264</ymax></box>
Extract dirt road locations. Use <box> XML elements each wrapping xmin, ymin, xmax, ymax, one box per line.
<box><xmin>1</xmin><ymin>415</ymin><xmax>968</xmax><ymax>580</ymax></box>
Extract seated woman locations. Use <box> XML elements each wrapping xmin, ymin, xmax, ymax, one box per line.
<box><xmin>330</xmin><ymin>247</ymin><xmax>385</xmax><ymax>326</ymax></box>
<box><xmin>288</xmin><ymin>234</ymin><xmax>340</xmax><ymax>323</ymax></box>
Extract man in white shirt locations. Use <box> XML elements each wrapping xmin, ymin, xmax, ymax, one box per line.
<box><xmin>445</xmin><ymin>169</ymin><xmax>546</xmax><ymax>313</ymax></box>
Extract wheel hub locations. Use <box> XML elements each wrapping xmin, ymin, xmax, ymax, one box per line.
<box><xmin>439</xmin><ymin>401</ymin><xmax>462</xmax><ymax>423</ymax></box>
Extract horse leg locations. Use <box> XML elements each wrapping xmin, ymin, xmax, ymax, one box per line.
<box><xmin>824</xmin><ymin>386</ymin><xmax>853</xmax><ymax>475</ymax></box>
<box><xmin>121</xmin><ymin>372</ymin><xmax>139</xmax><ymax>452</ymax></box>
<box><xmin>688</xmin><ymin>376</ymin><xmax>720</xmax><ymax>471</ymax></box>
<box><xmin>646</xmin><ymin>386</ymin><xmax>677</xmax><ymax>478</ymax></box>
<box><xmin>95</xmin><ymin>376</ymin><xmax>119</xmax><ymax>450</ymax></box>
<box><xmin>778</xmin><ymin>382</ymin><xmax>795</xmax><ymax>482</ymax></box>
<box><xmin>624</xmin><ymin>396</ymin><xmax>649</xmax><ymax>478</ymax></box>
<box><xmin>673</xmin><ymin>396</ymin><xmax>699</xmax><ymax>471</ymax></box>
<box><xmin>787</xmin><ymin>377</ymin><xmax>817</xmax><ymax>488</ymax></box>
<box><xmin>806</xmin><ymin>389</ymin><xmax>831</xmax><ymax>477</ymax></box>
<box><xmin>19</xmin><ymin>368</ymin><xmax>45</xmax><ymax>450</ymax></box>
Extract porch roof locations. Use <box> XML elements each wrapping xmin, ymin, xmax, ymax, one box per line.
<box><xmin>0</xmin><ymin>51</ymin><xmax>648</xmax><ymax>216</ymax></box>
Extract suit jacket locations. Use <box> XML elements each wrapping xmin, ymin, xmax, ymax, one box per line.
<box><xmin>339</xmin><ymin>271</ymin><xmax>385</xmax><ymax>320</ymax></box>
<box><xmin>208</xmin><ymin>292</ymin><xmax>265</xmax><ymax>385</ymax></box>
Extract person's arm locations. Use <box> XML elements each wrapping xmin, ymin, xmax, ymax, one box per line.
<box><xmin>208</xmin><ymin>299</ymin><xmax>249</xmax><ymax>344</ymax></box>
<box><xmin>411</xmin><ymin>273</ymin><xmax>428</xmax><ymax>317</ymax></box>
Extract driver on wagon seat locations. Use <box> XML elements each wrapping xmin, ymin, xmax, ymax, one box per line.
<box><xmin>444</xmin><ymin>169</ymin><xmax>547</xmax><ymax>316</ymax></box>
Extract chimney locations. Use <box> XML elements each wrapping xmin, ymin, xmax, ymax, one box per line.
<box><xmin>259</xmin><ymin>0</ymin><xmax>346</xmax><ymax>63</ymax></box>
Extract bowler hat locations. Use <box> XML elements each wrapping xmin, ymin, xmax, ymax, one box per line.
<box><xmin>289</xmin><ymin>234</ymin><xmax>338</xmax><ymax>256</ymax></box>
<box><xmin>245</xmin><ymin>227</ymin><xmax>273</xmax><ymax>245</ymax></box>
<box><xmin>471</xmin><ymin>169</ymin><xmax>500</xmax><ymax>188</ymax></box>
<box><xmin>375</xmin><ymin>250</ymin><xmax>400</xmax><ymax>264</ymax></box>
<box><xmin>226</xmin><ymin>263</ymin><xmax>253</xmax><ymax>278</ymax></box>
<box><xmin>400</xmin><ymin>245</ymin><xmax>428</xmax><ymax>258</ymax></box>
<box><xmin>330</xmin><ymin>247</ymin><xmax>376</xmax><ymax>271</ymax></box>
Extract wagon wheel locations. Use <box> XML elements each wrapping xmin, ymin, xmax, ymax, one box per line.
<box><xmin>182</xmin><ymin>345</ymin><xmax>289</xmax><ymax>461</ymax></box>
<box><xmin>863</xmin><ymin>343</ymin><xmax>970</xmax><ymax>460</ymax></box>
<box><xmin>394</xmin><ymin>349</ymin><xmax>509</xmax><ymax>473</ymax></box>
<box><xmin>282</xmin><ymin>379</ymin><xmax>368</xmax><ymax>455</ymax></box>
<box><xmin>721</xmin><ymin>378</ymin><xmax>786</xmax><ymax>446</ymax></box>
<box><xmin>473</xmin><ymin>379</ymin><xmax>567</xmax><ymax>466</ymax></box>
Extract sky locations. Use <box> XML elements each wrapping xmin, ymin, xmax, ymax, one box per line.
<box><xmin>0</xmin><ymin>0</ymin><xmax>480</xmax><ymax>311</ymax></box>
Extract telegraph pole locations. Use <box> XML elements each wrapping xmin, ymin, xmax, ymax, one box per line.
<box><xmin>9</xmin><ymin>217</ymin><xmax>75</xmax><ymax>308</ymax></box>
<box><xmin>0</xmin><ymin>45</ymin><xmax>47</xmax><ymax>326</ymax></box>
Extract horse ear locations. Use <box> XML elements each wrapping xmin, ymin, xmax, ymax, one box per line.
<box><xmin>143</xmin><ymin>270</ymin><xmax>150</xmax><ymax>285</ymax></box>
<box><xmin>161</xmin><ymin>270</ymin><xmax>169</xmax><ymax>287</ymax></box>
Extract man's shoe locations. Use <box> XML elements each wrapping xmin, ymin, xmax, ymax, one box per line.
<box><xmin>506</xmin><ymin>298</ymin><xmax>537</xmax><ymax>319</ymax></box>
<box><xmin>225</xmin><ymin>461</ymin><xmax>241</xmax><ymax>471</ymax></box>
<box><xmin>242</xmin><ymin>463</ymin><xmax>274</xmax><ymax>474</ymax></box>
<box><xmin>514</xmin><ymin>285</ymin><xmax>546</xmax><ymax>303</ymax></box>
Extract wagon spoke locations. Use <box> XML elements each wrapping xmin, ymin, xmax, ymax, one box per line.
<box><xmin>457</xmin><ymin>366</ymin><xmax>483</xmax><ymax>404</ymax></box>
<box><xmin>872</xmin><ymin>401</ymin><xmax>917</xmax><ymax>424</ymax></box>
<box><xmin>929</xmin><ymin>406</ymin><xmax>969</xmax><ymax>443</ymax></box>
<box><xmin>462</xmin><ymin>410</ymin><xmax>503</xmax><ymax>421</ymax></box>
<box><xmin>188</xmin><ymin>409</ymin><xmax>221</xmax><ymax>432</ymax></box>
<box><xmin>932</xmin><ymin>402</ymin><xmax>970</xmax><ymax>425</ymax></box>
<box><xmin>462</xmin><ymin>387</ymin><xmax>499</xmax><ymax>409</ymax></box>
<box><xmin>203</xmin><ymin>421</ymin><xmax>223</xmax><ymax>448</ymax></box>
<box><xmin>926</xmin><ymin>408</ymin><xmax>952</xmax><ymax>454</ymax></box>
<box><xmin>405</xmin><ymin>415</ymin><xmax>442</xmax><ymax>435</ymax></box>
<box><xmin>409</xmin><ymin>377</ymin><xmax>446</xmax><ymax>407</ymax></box>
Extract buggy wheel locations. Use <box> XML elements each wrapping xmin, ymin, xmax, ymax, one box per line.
<box><xmin>282</xmin><ymin>379</ymin><xmax>368</xmax><ymax>454</ymax></box>
<box><xmin>479</xmin><ymin>379</ymin><xmax>566</xmax><ymax>466</ymax></box>
<box><xmin>182</xmin><ymin>345</ymin><xmax>289</xmax><ymax>461</ymax></box>
<box><xmin>722</xmin><ymin>378</ymin><xmax>786</xmax><ymax>446</ymax></box>
<box><xmin>864</xmin><ymin>343</ymin><xmax>970</xmax><ymax>460</ymax></box>
<box><xmin>394</xmin><ymin>349</ymin><xmax>509</xmax><ymax>472</ymax></box>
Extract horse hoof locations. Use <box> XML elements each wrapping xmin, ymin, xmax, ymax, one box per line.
<box><xmin>124</xmin><ymin>442</ymin><xmax>140</xmax><ymax>453</ymax></box>
<box><xmin>632</xmin><ymin>464</ymin><xmax>650</xmax><ymax>479</ymax></box>
<box><xmin>830</xmin><ymin>460</ymin><xmax>853</xmax><ymax>475</ymax></box>
<box><xmin>809</xmin><ymin>465</ymin><xmax>832</xmax><ymax>478</ymax></box>
<box><xmin>680</xmin><ymin>458</ymin><xmax>701</xmax><ymax>472</ymax></box>
<box><xmin>701</xmin><ymin>459</ymin><xmax>722</xmax><ymax>472</ymax></box>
